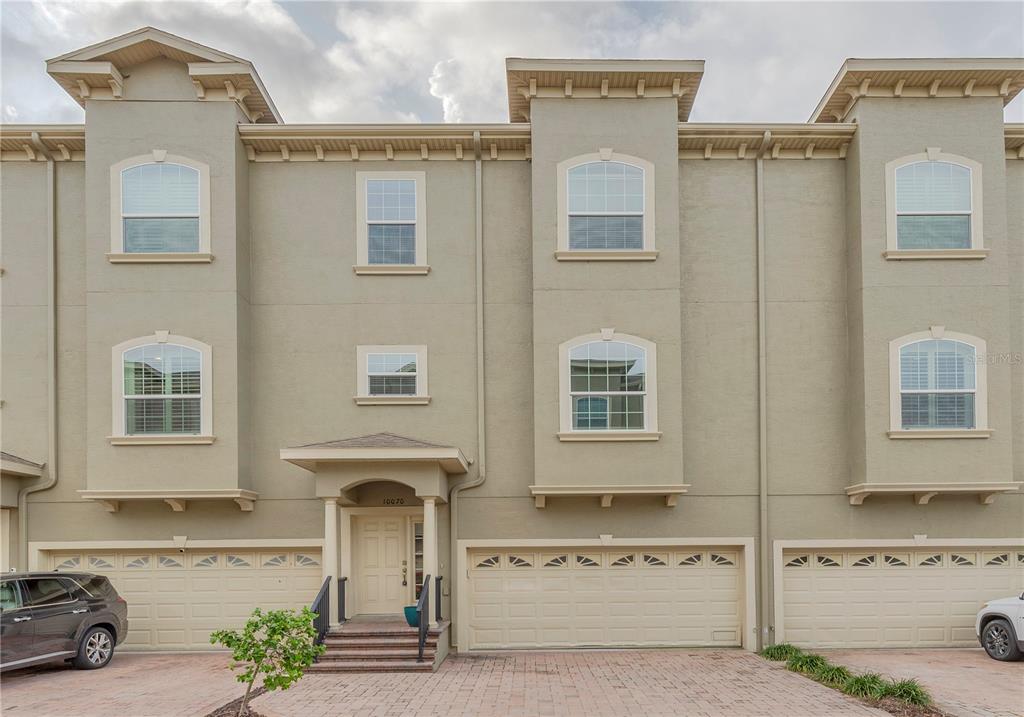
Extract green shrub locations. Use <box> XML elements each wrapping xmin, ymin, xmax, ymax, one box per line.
<box><xmin>880</xmin><ymin>678</ymin><xmax>931</xmax><ymax>706</ymax></box>
<box><xmin>760</xmin><ymin>643</ymin><xmax>803</xmax><ymax>661</ymax></box>
<box><xmin>211</xmin><ymin>607</ymin><xmax>325</xmax><ymax>717</ymax></box>
<box><xmin>842</xmin><ymin>672</ymin><xmax>887</xmax><ymax>700</ymax></box>
<box><xmin>786</xmin><ymin>652</ymin><xmax>829</xmax><ymax>674</ymax></box>
<box><xmin>813</xmin><ymin>663</ymin><xmax>852</xmax><ymax>687</ymax></box>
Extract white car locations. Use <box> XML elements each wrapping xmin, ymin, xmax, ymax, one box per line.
<box><xmin>976</xmin><ymin>592</ymin><xmax>1024</xmax><ymax>661</ymax></box>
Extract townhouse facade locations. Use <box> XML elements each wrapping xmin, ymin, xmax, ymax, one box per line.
<box><xmin>1</xmin><ymin>27</ymin><xmax>1022</xmax><ymax>655</ymax></box>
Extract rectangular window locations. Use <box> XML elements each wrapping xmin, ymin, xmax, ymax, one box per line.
<box><xmin>899</xmin><ymin>339</ymin><xmax>976</xmax><ymax>429</ymax></box>
<box><xmin>366</xmin><ymin>179</ymin><xmax>416</xmax><ymax>265</ymax></box>
<box><xmin>567</xmin><ymin>161</ymin><xmax>645</xmax><ymax>250</ymax></box>
<box><xmin>121</xmin><ymin>163</ymin><xmax>201</xmax><ymax>253</ymax></box>
<box><xmin>123</xmin><ymin>343</ymin><xmax>202</xmax><ymax>434</ymax></box>
<box><xmin>367</xmin><ymin>353</ymin><xmax>418</xmax><ymax>396</ymax></box>
<box><xmin>894</xmin><ymin>161</ymin><xmax>972</xmax><ymax>250</ymax></box>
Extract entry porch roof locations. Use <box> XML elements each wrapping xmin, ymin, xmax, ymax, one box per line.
<box><xmin>280</xmin><ymin>433</ymin><xmax>469</xmax><ymax>474</ymax></box>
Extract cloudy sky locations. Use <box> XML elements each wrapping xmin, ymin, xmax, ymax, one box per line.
<box><xmin>1</xmin><ymin>1</ymin><xmax>1019</xmax><ymax>125</ymax></box>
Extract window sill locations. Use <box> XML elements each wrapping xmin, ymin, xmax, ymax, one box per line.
<box><xmin>882</xmin><ymin>249</ymin><xmax>988</xmax><ymax>260</ymax></box>
<box><xmin>887</xmin><ymin>429</ymin><xmax>992</xmax><ymax>440</ymax></box>
<box><xmin>353</xmin><ymin>265</ymin><xmax>430</xmax><ymax>275</ymax></box>
<box><xmin>554</xmin><ymin>250</ymin><xmax>659</xmax><ymax>261</ymax></box>
<box><xmin>109</xmin><ymin>435</ymin><xmax>216</xmax><ymax>445</ymax></box>
<box><xmin>107</xmin><ymin>252</ymin><xmax>214</xmax><ymax>264</ymax></box>
<box><xmin>354</xmin><ymin>395</ymin><xmax>431</xmax><ymax>405</ymax></box>
<box><xmin>557</xmin><ymin>431</ymin><xmax>661</xmax><ymax>442</ymax></box>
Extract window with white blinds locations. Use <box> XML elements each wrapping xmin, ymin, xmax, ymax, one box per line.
<box><xmin>123</xmin><ymin>343</ymin><xmax>203</xmax><ymax>434</ymax></box>
<box><xmin>569</xmin><ymin>340</ymin><xmax>646</xmax><ymax>430</ymax></box>
<box><xmin>894</xmin><ymin>161</ymin><xmax>972</xmax><ymax>250</ymax></box>
<box><xmin>121</xmin><ymin>163</ymin><xmax>201</xmax><ymax>253</ymax></box>
<box><xmin>899</xmin><ymin>339</ymin><xmax>976</xmax><ymax>430</ymax></box>
<box><xmin>366</xmin><ymin>179</ymin><xmax>416</xmax><ymax>265</ymax></box>
<box><xmin>567</xmin><ymin>162</ymin><xmax>644</xmax><ymax>250</ymax></box>
<box><xmin>367</xmin><ymin>353</ymin><xmax>418</xmax><ymax>396</ymax></box>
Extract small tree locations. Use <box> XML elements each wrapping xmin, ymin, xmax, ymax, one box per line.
<box><xmin>211</xmin><ymin>607</ymin><xmax>325</xmax><ymax>717</ymax></box>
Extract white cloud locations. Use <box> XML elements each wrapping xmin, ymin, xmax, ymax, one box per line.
<box><xmin>1</xmin><ymin>1</ymin><xmax>1021</xmax><ymax>124</ymax></box>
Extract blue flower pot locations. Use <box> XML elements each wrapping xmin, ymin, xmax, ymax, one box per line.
<box><xmin>403</xmin><ymin>605</ymin><xmax>419</xmax><ymax>627</ymax></box>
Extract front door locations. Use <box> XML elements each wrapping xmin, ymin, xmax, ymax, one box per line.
<box><xmin>354</xmin><ymin>516</ymin><xmax>407</xmax><ymax>614</ymax></box>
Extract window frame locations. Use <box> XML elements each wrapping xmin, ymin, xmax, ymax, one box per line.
<box><xmin>108</xmin><ymin>151</ymin><xmax>212</xmax><ymax>263</ymax></box>
<box><xmin>355</xmin><ymin>171</ymin><xmax>428</xmax><ymax>275</ymax></box>
<box><xmin>884</xmin><ymin>150</ymin><xmax>985</xmax><ymax>259</ymax></box>
<box><xmin>110</xmin><ymin>333</ymin><xmax>214</xmax><ymax>444</ymax></box>
<box><xmin>558</xmin><ymin>331</ymin><xmax>660</xmax><ymax>441</ymax></box>
<box><xmin>555</xmin><ymin>151</ymin><xmax>657</xmax><ymax>261</ymax></box>
<box><xmin>354</xmin><ymin>345</ymin><xmax>430</xmax><ymax>405</ymax></box>
<box><xmin>888</xmin><ymin>328</ymin><xmax>990</xmax><ymax>438</ymax></box>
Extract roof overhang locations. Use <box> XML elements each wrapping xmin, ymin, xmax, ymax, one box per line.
<box><xmin>505</xmin><ymin>58</ymin><xmax>704</xmax><ymax>122</ymax></box>
<box><xmin>281</xmin><ymin>446</ymin><xmax>469</xmax><ymax>474</ymax></box>
<box><xmin>77</xmin><ymin>488</ymin><xmax>259</xmax><ymax>513</ymax></box>
<box><xmin>1</xmin><ymin>457</ymin><xmax>44</xmax><ymax>478</ymax></box>
<box><xmin>845</xmin><ymin>481</ymin><xmax>1021</xmax><ymax>506</ymax></box>
<box><xmin>812</xmin><ymin>58</ymin><xmax>1024</xmax><ymax>123</ymax></box>
<box><xmin>45</xmin><ymin>26</ymin><xmax>280</xmax><ymax>123</ymax></box>
<box><xmin>529</xmin><ymin>483</ymin><xmax>689</xmax><ymax>509</ymax></box>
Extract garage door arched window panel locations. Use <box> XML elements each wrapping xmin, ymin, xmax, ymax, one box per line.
<box><xmin>111</xmin><ymin>334</ymin><xmax>213</xmax><ymax>443</ymax></box>
<box><xmin>560</xmin><ymin>332</ymin><xmax>658</xmax><ymax>439</ymax></box>
<box><xmin>889</xmin><ymin>330</ymin><xmax>988</xmax><ymax>436</ymax></box>
<box><xmin>109</xmin><ymin>153</ymin><xmax>211</xmax><ymax>260</ymax></box>
<box><xmin>556</xmin><ymin>152</ymin><xmax>656</xmax><ymax>259</ymax></box>
<box><xmin>884</xmin><ymin>151</ymin><xmax>983</xmax><ymax>257</ymax></box>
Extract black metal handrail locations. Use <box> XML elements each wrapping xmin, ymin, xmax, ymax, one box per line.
<box><xmin>338</xmin><ymin>577</ymin><xmax>348</xmax><ymax>624</ymax></box>
<box><xmin>310</xmin><ymin>576</ymin><xmax>331</xmax><ymax>646</ymax></box>
<box><xmin>416</xmin><ymin>573</ymin><xmax>431</xmax><ymax>662</ymax></box>
<box><xmin>434</xmin><ymin>575</ymin><xmax>443</xmax><ymax>623</ymax></box>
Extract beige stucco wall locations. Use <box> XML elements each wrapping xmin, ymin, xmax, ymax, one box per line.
<box><xmin>1</xmin><ymin>53</ymin><xmax>1021</xmax><ymax>636</ymax></box>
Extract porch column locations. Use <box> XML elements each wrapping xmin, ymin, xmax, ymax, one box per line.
<box><xmin>422</xmin><ymin>497</ymin><xmax>438</xmax><ymax>627</ymax></box>
<box><xmin>323</xmin><ymin>497</ymin><xmax>339</xmax><ymax>627</ymax></box>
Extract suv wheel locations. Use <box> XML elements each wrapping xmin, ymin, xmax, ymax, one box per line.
<box><xmin>74</xmin><ymin>627</ymin><xmax>115</xmax><ymax>669</ymax></box>
<box><xmin>982</xmin><ymin>619</ymin><xmax>1021</xmax><ymax>661</ymax></box>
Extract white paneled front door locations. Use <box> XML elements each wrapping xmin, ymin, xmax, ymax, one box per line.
<box><xmin>354</xmin><ymin>516</ymin><xmax>408</xmax><ymax>614</ymax></box>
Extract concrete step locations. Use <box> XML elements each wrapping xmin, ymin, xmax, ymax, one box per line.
<box><xmin>307</xmin><ymin>659</ymin><xmax>433</xmax><ymax>673</ymax></box>
<box><xmin>319</xmin><ymin>649</ymin><xmax>435</xmax><ymax>661</ymax></box>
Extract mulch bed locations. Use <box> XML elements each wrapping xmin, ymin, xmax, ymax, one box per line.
<box><xmin>204</xmin><ymin>687</ymin><xmax>267</xmax><ymax>717</ymax></box>
<box><xmin>868</xmin><ymin>696</ymin><xmax>950</xmax><ymax>717</ymax></box>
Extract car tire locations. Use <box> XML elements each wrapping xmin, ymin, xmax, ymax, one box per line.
<box><xmin>981</xmin><ymin>619</ymin><xmax>1022</xmax><ymax>662</ymax></box>
<box><xmin>73</xmin><ymin>626</ymin><xmax>115</xmax><ymax>670</ymax></box>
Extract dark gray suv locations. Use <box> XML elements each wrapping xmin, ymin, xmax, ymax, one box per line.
<box><xmin>0</xmin><ymin>572</ymin><xmax>128</xmax><ymax>671</ymax></box>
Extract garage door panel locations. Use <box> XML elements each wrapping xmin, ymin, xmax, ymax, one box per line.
<box><xmin>49</xmin><ymin>549</ymin><xmax>321</xmax><ymax>650</ymax></box>
<box><xmin>783</xmin><ymin>548</ymin><xmax>1022</xmax><ymax>648</ymax></box>
<box><xmin>467</xmin><ymin>548</ymin><xmax>742</xmax><ymax>649</ymax></box>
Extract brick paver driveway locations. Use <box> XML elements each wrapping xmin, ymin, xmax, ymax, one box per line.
<box><xmin>255</xmin><ymin>650</ymin><xmax>888</xmax><ymax>717</ymax></box>
<box><xmin>0</xmin><ymin>652</ymin><xmax>239</xmax><ymax>717</ymax></box>
<box><xmin>822</xmin><ymin>648</ymin><xmax>1024</xmax><ymax>717</ymax></box>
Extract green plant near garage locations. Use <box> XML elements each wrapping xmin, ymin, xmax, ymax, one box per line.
<box><xmin>841</xmin><ymin>672</ymin><xmax>888</xmax><ymax>700</ymax></box>
<box><xmin>786</xmin><ymin>651</ymin><xmax>829</xmax><ymax>674</ymax></box>
<box><xmin>879</xmin><ymin>678</ymin><xmax>931</xmax><ymax>706</ymax></box>
<box><xmin>211</xmin><ymin>607</ymin><xmax>325</xmax><ymax>717</ymax></box>
<box><xmin>812</xmin><ymin>663</ymin><xmax>852</xmax><ymax>687</ymax></box>
<box><xmin>759</xmin><ymin>643</ymin><xmax>803</xmax><ymax>661</ymax></box>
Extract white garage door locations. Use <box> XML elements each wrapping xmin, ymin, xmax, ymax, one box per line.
<box><xmin>50</xmin><ymin>549</ymin><xmax>323</xmax><ymax>650</ymax></box>
<box><xmin>782</xmin><ymin>548</ymin><xmax>1024</xmax><ymax>648</ymax></box>
<box><xmin>467</xmin><ymin>548</ymin><xmax>742</xmax><ymax>649</ymax></box>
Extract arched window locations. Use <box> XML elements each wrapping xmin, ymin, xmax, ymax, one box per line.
<box><xmin>885</xmin><ymin>152</ymin><xmax>983</xmax><ymax>257</ymax></box>
<box><xmin>556</xmin><ymin>153</ymin><xmax>656</xmax><ymax>259</ymax></box>
<box><xmin>109</xmin><ymin>153</ymin><xmax>211</xmax><ymax>260</ymax></box>
<box><xmin>111</xmin><ymin>334</ymin><xmax>213</xmax><ymax>441</ymax></box>
<box><xmin>559</xmin><ymin>332</ymin><xmax>659</xmax><ymax>439</ymax></box>
<box><xmin>889</xmin><ymin>329</ymin><xmax>988</xmax><ymax>434</ymax></box>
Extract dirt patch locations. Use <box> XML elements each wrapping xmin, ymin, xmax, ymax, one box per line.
<box><xmin>204</xmin><ymin>687</ymin><xmax>267</xmax><ymax>717</ymax></box>
<box><xmin>867</xmin><ymin>696</ymin><xmax>950</xmax><ymax>717</ymax></box>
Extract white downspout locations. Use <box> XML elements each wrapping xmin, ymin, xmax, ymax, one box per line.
<box><xmin>448</xmin><ymin>130</ymin><xmax>487</xmax><ymax>646</ymax></box>
<box><xmin>17</xmin><ymin>133</ymin><xmax>58</xmax><ymax>569</ymax></box>
<box><xmin>756</xmin><ymin>131</ymin><xmax>770</xmax><ymax>648</ymax></box>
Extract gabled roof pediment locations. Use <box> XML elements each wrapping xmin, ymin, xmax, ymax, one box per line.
<box><xmin>281</xmin><ymin>432</ymin><xmax>468</xmax><ymax>474</ymax></box>
<box><xmin>46</xmin><ymin>26</ymin><xmax>280</xmax><ymax>123</ymax></box>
